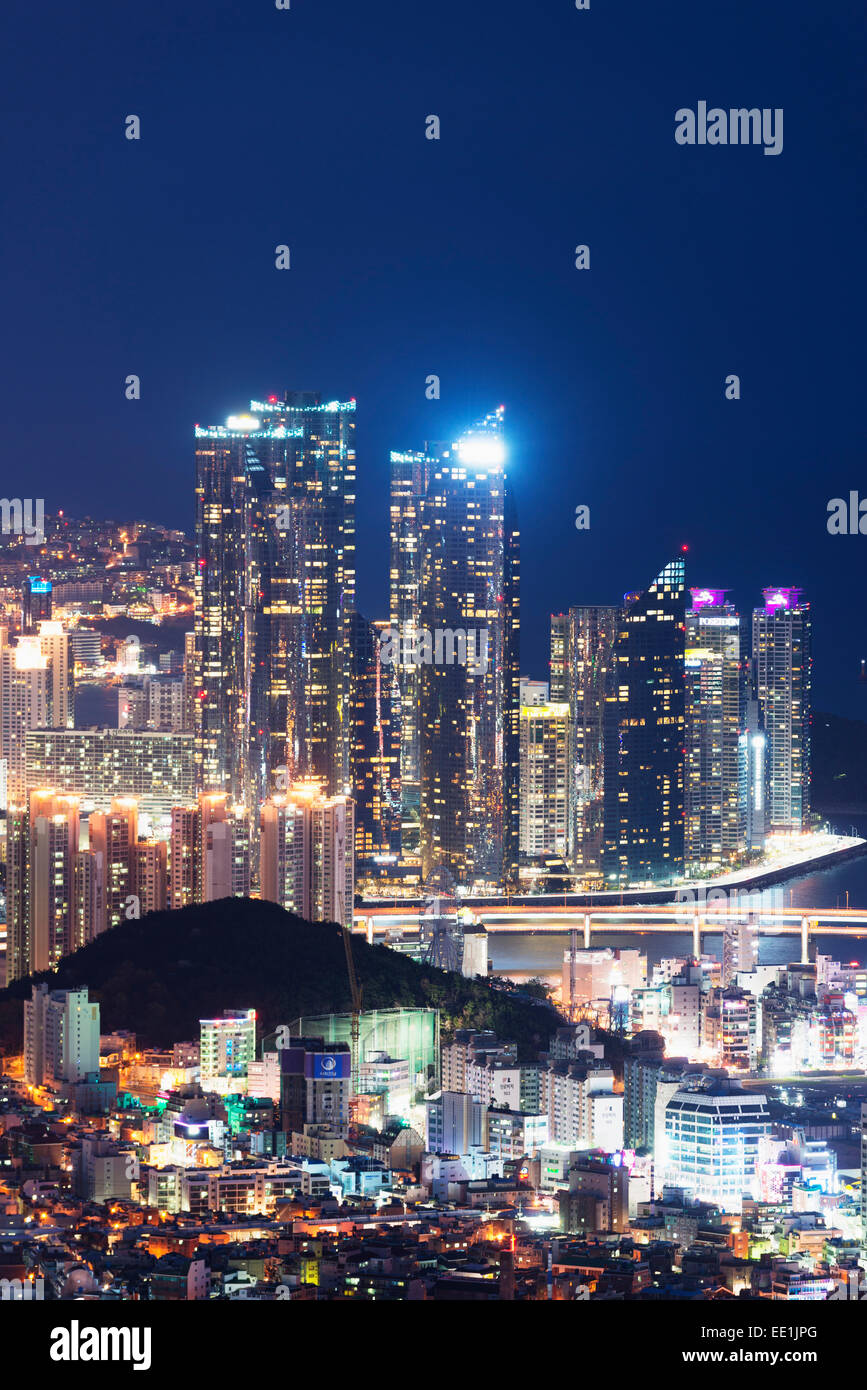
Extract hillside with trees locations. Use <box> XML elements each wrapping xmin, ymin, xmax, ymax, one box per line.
<box><xmin>0</xmin><ymin>898</ymin><xmax>560</xmax><ymax>1059</ymax></box>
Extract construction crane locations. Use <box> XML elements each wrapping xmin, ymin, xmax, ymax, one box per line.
<box><xmin>342</xmin><ymin>921</ymin><xmax>363</xmax><ymax>1097</ymax></box>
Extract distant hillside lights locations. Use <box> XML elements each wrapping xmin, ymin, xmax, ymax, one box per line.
<box><xmin>378</xmin><ymin>626</ymin><xmax>490</xmax><ymax>675</ymax></box>
<box><xmin>0</xmin><ymin>497</ymin><xmax>44</xmax><ymax>545</ymax></box>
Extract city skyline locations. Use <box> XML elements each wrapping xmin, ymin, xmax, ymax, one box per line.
<box><xmin>2</xmin><ymin>0</ymin><xmax>865</xmax><ymax>1331</ymax></box>
<box><xmin>4</xmin><ymin>1</ymin><xmax>866</xmax><ymax>719</ymax></box>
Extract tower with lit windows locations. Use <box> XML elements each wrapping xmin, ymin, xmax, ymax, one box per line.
<box><xmin>601</xmin><ymin>558</ymin><xmax>686</xmax><ymax>886</ymax></box>
<box><xmin>194</xmin><ymin>392</ymin><xmax>356</xmax><ymax>814</ymax></box>
<box><xmin>561</xmin><ymin>605</ymin><xmax>621</xmax><ymax>883</ymax></box>
<box><xmin>416</xmin><ymin>409</ymin><xmax>520</xmax><ymax>888</ymax></box>
<box><xmin>751</xmin><ymin>588</ymin><xmax>811</xmax><ymax>832</ymax></box>
<box><xmin>348</xmin><ymin>611</ymin><xmax>401</xmax><ymax>865</ymax></box>
<box><xmin>685</xmin><ymin>589</ymin><xmax>744</xmax><ymax>870</ymax></box>
<box><xmin>389</xmin><ymin>449</ymin><xmax>431</xmax><ymax>821</ymax></box>
<box><xmin>259</xmin><ymin>779</ymin><xmax>355</xmax><ymax>925</ymax></box>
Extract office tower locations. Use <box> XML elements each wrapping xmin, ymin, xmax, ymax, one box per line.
<box><xmin>266</xmin><ymin>1036</ymin><xmax>352</xmax><ymax>1136</ymax></box>
<box><xmin>417</xmin><ymin>409</ymin><xmax>520</xmax><ymax>887</ymax></box>
<box><xmin>602</xmin><ymin>559</ymin><xmax>686</xmax><ymax>887</ymax></box>
<box><xmin>22</xmin><ymin>577</ymin><xmax>52</xmax><ymax>633</ymax></box>
<box><xmin>738</xmin><ymin>696</ymin><xmax>768</xmax><ymax>855</ymax></box>
<box><xmin>195</xmin><ymin>392</ymin><xmax>356</xmax><ymax>810</ymax></box>
<box><xmin>24</xmin><ymin>984</ymin><xmax>100</xmax><ymax>1086</ymax></box>
<box><xmin>389</xmin><ymin>449</ymin><xmax>432</xmax><ymax>818</ymax></box>
<box><xmin>169</xmin><ymin>804</ymin><xmax>199</xmax><ymax>909</ymax></box>
<box><xmin>685</xmin><ymin>590</ymin><xmax>743</xmax><ymax>870</ymax></box>
<box><xmin>0</xmin><ymin>633</ymin><xmax>50</xmax><ymax>802</ymax></box>
<box><xmin>183</xmin><ymin>630</ymin><xmax>195</xmax><ymax>732</ymax></box>
<box><xmin>260</xmin><ymin>781</ymin><xmax>355</xmax><ymax>924</ymax></box>
<box><xmin>133</xmin><ymin>839</ymin><xmax>168</xmax><ymax>915</ymax></box>
<box><xmin>25</xmin><ymin>728</ymin><xmax>194</xmax><ymax>819</ymax></box>
<box><xmin>564</xmin><ymin>605</ymin><xmax>620</xmax><ymax>882</ymax></box>
<box><xmin>549</xmin><ymin>614</ymin><xmax>568</xmax><ymax>701</ymax></box>
<box><xmin>89</xmin><ymin>798</ymin><xmax>138</xmax><ymax>934</ymax></box>
<box><xmin>664</xmin><ymin>1079</ymin><xmax>770</xmax><ymax>1212</ymax></box>
<box><xmin>519</xmin><ymin>698</ymin><xmax>569</xmax><ymax>859</ymax></box>
<box><xmin>347</xmin><ymin>612</ymin><xmax>401</xmax><ymax>864</ymax></box>
<box><xmin>199</xmin><ymin>1009</ymin><xmax>258</xmax><ymax>1095</ymax></box>
<box><xmin>752</xmin><ymin>588</ymin><xmax>812</xmax><ymax>831</ymax></box>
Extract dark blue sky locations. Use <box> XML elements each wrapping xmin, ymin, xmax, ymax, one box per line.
<box><xmin>3</xmin><ymin>0</ymin><xmax>865</xmax><ymax>713</ymax></box>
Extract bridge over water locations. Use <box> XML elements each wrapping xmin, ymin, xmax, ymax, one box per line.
<box><xmin>353</xmin><ymin>903</ymin><xmax>867</xmax><ymax>965</ymax></box>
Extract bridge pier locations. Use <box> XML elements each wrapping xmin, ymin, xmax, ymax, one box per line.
<box><xmin>693</xmin><ymin>915</ymin><xmax>701</xmax><ymax>959</ymax></box>
<box><xmin>801</xmin><ymin>916</ymin><xmax>809</xmax><ymax>965</ymax></box>
<box><xmin>584</xmin><ymin>914</ymin><xmax>591</xmax><ymax>950</ymax></box>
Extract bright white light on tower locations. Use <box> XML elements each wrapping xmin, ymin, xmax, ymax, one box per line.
<box><xmin>226</xmin><ymin>414</ymin><xmax>260</xmax><ymax>431</ymax></box>
<box><xmin>457</xmin><ymin>435</ymin><xmax>505</xmax><ymax>467</ymax></box>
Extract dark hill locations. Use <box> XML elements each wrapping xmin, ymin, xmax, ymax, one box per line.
<box><xmin>0</xmin><ymin>898</ymin><xmax>560</xmax><ymax>1058</ymax></box>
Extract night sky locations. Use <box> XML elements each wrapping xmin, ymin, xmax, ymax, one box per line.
<box><xmin>3</xmin><ymin>0</ymin><xmax>865</xmax><ymax>713</ymax></box>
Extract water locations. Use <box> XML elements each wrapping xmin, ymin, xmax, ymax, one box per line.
<box><xmin>490</xmin><ymin>816</ymin><xmax>867</xmax><ymax>980</ymax></box>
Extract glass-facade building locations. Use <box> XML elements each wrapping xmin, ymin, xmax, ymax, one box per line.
<box><xmin>685</xmin><ymin>589</ymin><xmax>744</xmax><ymax>870</ymax></box>
<box><xmin>417</xmin><ymin>409</ymin><xmax>520</xmax><ymax>888</ymax></box>
<box><xmin>284</xmin><ymin>1007</ymin><xmax>440</xmax><ymax>1095</ymax></box>
<box><xmin>602</xmin><ymin>559</ymin><xmax>686</xmax><ymax>887</ymax></box>
<box><xmin>752</xmin><ymin>588</ymin><xmax>811</xmax><ymax>832</ymax></box>
<box><xmin>195</xmin><ymin>393</ymin><xmax>356</xmax><ymax>813</ymax></box>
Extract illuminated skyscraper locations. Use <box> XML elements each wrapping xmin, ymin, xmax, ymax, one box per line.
<box><xmin>417</xmin><ymin>409</ymin><xmax>520</xmax><ymax>887</ymax></box>
<box><xmin>752</xmin><ymin>588</ymin><xmax>811</xmax><ymax>831</ymax></box>
<box><xmin>1</xmin><ymin>632</ymin><xmax>50</xmax><ymax>802</ymax></box>
<box><xmin>195</xmin><ymin>392</ymin><xmax>356</xmax><ymax>811</ymax></box>
<box><xmin>183</xmin><ymin>630</ymin><xmax>196</xmax><ymax>733</ymax></box>
<box><xmin>685</xmin><ymin>589</ymin><xmax>744</xmax><ymax>870</ymax></box>
<box><xmin>562</xmin><ymin>605</ymin><xmax>621</xmax><ymax>883</ymax></box>
<box><xmin>549</xmin><ymin>614</ymin><xmax>569</xmax><ymax>702</ymax></box>
<box><xmin>602</xmin><ymin>559</ymin><xmax>686</xmax><ymax>886</ymax></box>
<box><xmin>389</xmin><ymin>450</ymin><xmax>431</xmax><ymax>819</ymax></box>
<box><xmin>21</xmin><ymin>577</ymin><xmax>52</xmax><ymax>633</ymax></box>
<box><xmin>348</xmin><ymin>612</ymin><xmax>401</xmax><ymax>865</ymax></box>
<box><xmin>738</xmin><ymin>696</ymin><xmax>768</xmax><ymax>854</ymax></box>
<box><xmin>519</xmin><ymin>699</ymin><xmax>569</xmax><ymax>859</ymax></box>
